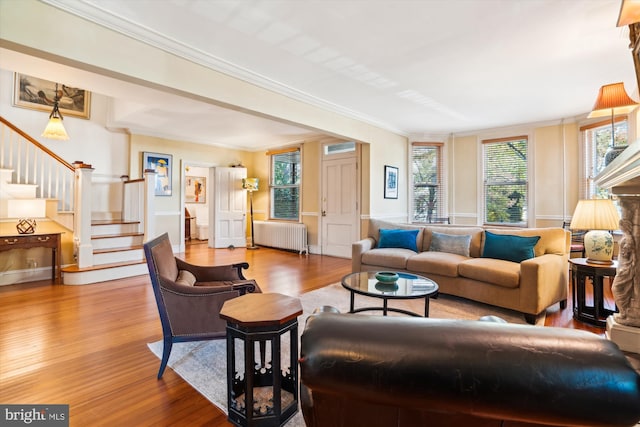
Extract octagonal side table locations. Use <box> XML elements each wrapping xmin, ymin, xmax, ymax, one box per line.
<box><xmin>220</xmin><ymin>293</ymin><xmax>303</xmax><ymax>427</ymax></box>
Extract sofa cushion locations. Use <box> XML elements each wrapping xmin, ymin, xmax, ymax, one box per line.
<box><xmin>175</xmin><ymin>269</ymin><xmax>197</xmax><ymax>286</ymax></box>
<box><xmin>429</xmin><ymin>231</ymin><xmax>471</xmax><ymax>256</ymax></box>
<box><xmin>423</xmin><ymin>226</ymin><xmax>484</xmax><ymax>257</ymax></box>
<box><xmin>458</xmin><ymin>258</ymin><xmax>521</xmax><ymax>288</ymax></box>
<box><xmin>362</xmin><ymin>248</ymin><xmax>415</xmax><ymax>270</ymax></box>
<box><xmin>406</xmin><ymin>251</ymin><xmax>468</xmax><ymax>277</ymax></box>
<box><xmin>482</xmin><ymin>231</ymin><xmax>540</xmax><ymax>263</ymax></box>
<box><xmin>368</xmin><ymin>219</ymin><xmax>425</xmax><ymax>251</ymax></box>
<box><xmin>378</xmin><ymin>228</ymin><xmax>419</xmax><ymax>252</ymax></box>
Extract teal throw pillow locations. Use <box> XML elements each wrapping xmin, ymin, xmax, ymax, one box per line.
<box><xmin>482</xmin><ymin>231</ymin><xmax>540</xmax><ymax>263</ymax></box>
<box><xmin>429</xmin><ymin>231</ymin><xmax>472</xmax><ymax>256</ymax></box>
<box><xmin>378</xmin><ymin>229</ymin><xmax>419</xmax><ymax>252</ymax></box>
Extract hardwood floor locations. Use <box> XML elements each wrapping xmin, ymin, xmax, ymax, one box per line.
<box><xmin>0</xmin><ymin>243</ymin><xmax>609</xmax><ymax>426</ymax></box>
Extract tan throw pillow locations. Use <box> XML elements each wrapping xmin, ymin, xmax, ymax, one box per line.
<box><xmin>175</xmin><ymin>269</ymin><xmax>197</xmax><ymax>286</ymax></box>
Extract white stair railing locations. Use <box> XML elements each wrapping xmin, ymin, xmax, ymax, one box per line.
<box><xmin>0</xmin><ymin>116</ymin><xmax>75</xmax><ymax>212</ymax></box>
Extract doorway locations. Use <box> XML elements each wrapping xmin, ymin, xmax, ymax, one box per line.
<box><xmin>321</xmin><ymin>142</ymin><xmax>360</xmax><ymax>258</ymax></box>
<box><xmin>183</xmin><ymin>163</ymin><xmax>212</xmax><ymax>247</ymax></box>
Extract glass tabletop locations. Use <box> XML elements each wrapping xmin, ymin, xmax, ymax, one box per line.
<box><xmin>341</xmin><ymin>271</ymin><xmax>438</xmax><ymax>299</ymax></box>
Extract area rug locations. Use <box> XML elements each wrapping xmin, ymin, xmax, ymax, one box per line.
<box><xmin>147</xmin><ymin>283</ymin><xmax>544</xmax><ymax>426</ymax></box>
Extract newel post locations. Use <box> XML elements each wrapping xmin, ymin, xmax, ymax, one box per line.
<box><xmin>74</xmin><ymin>161</ymin><xmax>94</xmax><ymax>268</ymax></box>
<box><xmin>143</xmin><ymin>169</ymin><xmax>156</xmax><ymax>242</ymax></box>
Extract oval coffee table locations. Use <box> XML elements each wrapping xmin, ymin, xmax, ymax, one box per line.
<box><xmin>341</xmin><ymin>271</ymin><xmax>439</xmax><ymax>317</ymax></box>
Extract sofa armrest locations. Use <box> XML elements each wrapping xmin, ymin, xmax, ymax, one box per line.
<box><xmin>519</xmin><ymin>253</ymin><xmax>568</xmax><ymax>315</ymax></box>
<box><xmin>352</xmin><ymin>237</ymin><xmax>376</xmax><ymax>272</ymax></box>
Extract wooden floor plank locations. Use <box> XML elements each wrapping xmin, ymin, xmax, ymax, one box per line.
<box><xmin>0</xmin><ymin>244</ymin><xmax>607</xmax><ymax>425</ymax></box>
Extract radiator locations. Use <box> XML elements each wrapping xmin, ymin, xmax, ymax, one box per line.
<box><xmin>253</xmin><ymin>221</ymin><xmax>308</xmax><ymax>254</ymax></box>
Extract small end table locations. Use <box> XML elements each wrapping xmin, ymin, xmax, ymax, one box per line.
<box><xmin>569</xmin><ymin>258</ymin><xmax>618</xmax><ymax>327</ymax></box>
<box><xmin>220</xmin><ymin>293</ymin><xmax>303</xmax><ymax>427</ymax></box>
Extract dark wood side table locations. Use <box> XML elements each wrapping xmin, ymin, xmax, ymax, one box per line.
<box><xmin>0</xmin><ymin>232</ymin><xmax>63</xmax><ymax>283</ymax></box>
<box><xmin>569</xmin><ymin>258</ymin><xmax>618</xmax><ymax>327</ymax></box>
<box><xmin>220</xmin><ymin>293</ymin><xmax>303</xmax><ymax>427</ymax></box>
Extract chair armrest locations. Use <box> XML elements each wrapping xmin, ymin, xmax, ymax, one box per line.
<box><xmin>176</xmin><ymin>258</ymin><xmax>250</xmax><ymax>281</ymax></box>
<box><xmin>160</xmin><ymin>275</ymin><xmax>234</xmax><ymax>295</ymax></box>
<box><xmin>230</xmin><ymin>279</ymin><xmax>261</xmax><ymax>295</ymax></box>
<box><xmin>519</xmin><ymin>254</ymin><xmax>568</xmax><ymax>314</ymax></box>
<box><xmin>352</xmin><ymin>237</ymin><xmax>376</xmax><ymax>272</ymax></box>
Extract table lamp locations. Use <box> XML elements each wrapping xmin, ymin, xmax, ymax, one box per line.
<box><xmin>569</xmin><ymin>199</ymin><xmax>620</xmax><ymax>264</ymax></box>
<box><xmin>242</xmin><ymin>177</ymin><xmax>259</xmax><ymax>250</ymax></box>
<box><xmin>7</xmin><ymin>199</ymin><xmax>47</xmax><ymax>234</ymax></box>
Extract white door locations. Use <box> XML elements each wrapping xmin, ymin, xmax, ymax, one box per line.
<box><xmin>210</xmin><ymin>167</ymin><xmax>247</xmax><ymax>248</ymax></box>
<box><xmin>321</xmin><ymin>151</ymin><xmax>359</xmax><ymax>258</ymax></box>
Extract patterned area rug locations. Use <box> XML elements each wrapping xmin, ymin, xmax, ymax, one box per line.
<box><xmin>147</xmin><ymin>283</ymin><xmax>545</xmax><ymax>426</ymax></box>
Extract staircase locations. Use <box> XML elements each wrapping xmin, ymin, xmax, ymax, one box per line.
<box><xmin>1</xmin><ymin>116</ymin><xmax>152</xmax><ymax>286</ymax></box>
<box><xmin>61</xmin><ymin>220</ymin><xmax>148</xmax><ymax>285</ymax></box>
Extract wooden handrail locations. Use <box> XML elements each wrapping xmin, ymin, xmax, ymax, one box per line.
<box><xmin>0</xmin><ymin>115</ymin><xmax>74</xmax><ymax>171</ymax></box>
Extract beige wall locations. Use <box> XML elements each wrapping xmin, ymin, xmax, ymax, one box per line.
<box><xmin>447</xmin><ymin>122</ymin><xmax>581</xmax><ymax>228</ymax></box>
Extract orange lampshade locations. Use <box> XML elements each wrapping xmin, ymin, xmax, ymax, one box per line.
<box><xmin>587</xmin><ymin>82</ymin><xmax>638</xmax><ymax>118</ymax></box>
<box><xmin>618</xmin><ymin>0</ymin><xmax>640</xmax><ymax>26</ymax></box>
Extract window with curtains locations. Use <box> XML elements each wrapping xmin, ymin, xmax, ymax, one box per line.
<box><xmin>270</xmin><ymin>148</ymin><xmax>301</xmax><ymax>220</ymax></box>
<box><xmin>580</xmin><ymin>118</ymin><xmax>628</xmax><ymax>199</ymax></box>
<box><xmin>482</xmin><ymin>136</ymin><xmax>528</xmax><ymax>225</ymax></box>
<box><xmin>411</xmin><ymin>143</ymin><xmax>444</xmax><ymax>223</ymax></box>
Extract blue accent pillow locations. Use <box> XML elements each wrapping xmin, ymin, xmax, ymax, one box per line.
<box><xmin>482</xmin><ymin>231</ymin><xmax>540</xmax><ymax>263</ymax></box>
<box><xmin>378</xmin><ymin>229</ymin><xmax>419</xmax><ymax>252</ymax></box>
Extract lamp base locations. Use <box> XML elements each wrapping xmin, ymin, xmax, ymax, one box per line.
<box><xmin>246</xmin><ymin>245</ymin><xmax>260</xmax><ymax>250</ymax></box>
<box><xmin>583</xmin><ymin>230</ymin><xmax>614</xmax><ymax>264</ymax></box>
<box><xmin>585</xmin><ymin>258</ymin><xmax>614</xmax><ymax>265</ymax></box>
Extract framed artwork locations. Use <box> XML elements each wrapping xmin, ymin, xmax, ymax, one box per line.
<box><xmin>185</xmin><ymin>176</ymin><xmax>206</xmax><ymax>203</ymax></box>
<box><xmin>630</xmin><ymin>23</ymin><xmax>640</xmax><ymax>93</ymax></box>
<box><xmin>143</xmin><ymin>152</ymin><xmax>173</xmax><ymax>196</ymax></box>
<box><xmin>12</xmin><ymin>73</ymin><xmax>91</xmax><ymax>119</ymax></box>
<box><xmin>384</xmin><ymin>165</ymin><xmax>398</xmax><ymax>199</ymax></box>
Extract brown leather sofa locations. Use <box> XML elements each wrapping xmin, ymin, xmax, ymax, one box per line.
<box><xmin>299</xmin><ymin>310</ymin><xmax>640</xmax><ymax>427</ymax></box>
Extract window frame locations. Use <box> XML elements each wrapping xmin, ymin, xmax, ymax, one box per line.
<box><xmin>579</xmin><ymin>117</ymin><xmax>628</xmax><ymax>200</ymax></box>
<box><xmin>410</xmin><ymin>142</ymin><xmax>445</xmax><ymax>224</ymax></box>
<box><xmin>481</xmin><ymin>135</ymin><xmax>530</xmax><ymax>227</ymax></box>
<box><xmin>268</xmin><ymin>147</ymin><xmax>301</xmax><ymax>221</ymax></box>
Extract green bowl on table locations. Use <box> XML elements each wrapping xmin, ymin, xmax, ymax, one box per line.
<box><xmin>375</xmin><ymin>271</ymin><xmax>399</xmax><ymax>283</ymax></box>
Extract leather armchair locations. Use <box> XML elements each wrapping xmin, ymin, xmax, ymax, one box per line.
<box><xmin>299</xmin><ymin>310</ymin><xmax>640</xmax><ymax>427</ymax></box>
<box><xmin>143</xmin><ymin>232</ymin><xmax>261</xmax><ymax>378</ymax></box>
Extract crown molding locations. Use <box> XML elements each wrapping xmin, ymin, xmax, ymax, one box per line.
<box><xmin>41</xmin><ymin>0</ymin><xmax>407</xmax><ymax>138</ymax></box>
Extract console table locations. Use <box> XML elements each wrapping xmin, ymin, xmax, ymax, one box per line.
<box><xmin>0</xmin><ymin>232</ymin><xmax>63</xmax><ymax>283</ymax></box>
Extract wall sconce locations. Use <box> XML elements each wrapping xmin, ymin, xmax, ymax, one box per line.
<box><xmin>41</xmin><ymin>83</ymin><xmax>69</xmax><ymax>140</ymax></box>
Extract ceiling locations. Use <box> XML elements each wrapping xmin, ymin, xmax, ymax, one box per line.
<box><xmin>37</xmin><ymin>0</ymin><xmax>638</xmax><ymax>149</ymax></box>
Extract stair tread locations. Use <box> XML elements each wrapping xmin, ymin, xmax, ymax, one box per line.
<box><xmin>92</xmin><ymin>220</ymin><xmax>140</xmax><ymax>225</ymax></box>
<box><xmin>62</xmin><ymin>259</ymin><xmax>146</xmax><ymax>273</ymax></box>
<box><xmin>93</xmin><ymin>245</ymin><xmax>143</xmax><ymax>254</ymax></box>
<box><xmin>92</xmin><ymin>232</ymin><xmax>144</xmax><ymax>240</ymax></box>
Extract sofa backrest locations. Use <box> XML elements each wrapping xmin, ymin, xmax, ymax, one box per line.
<box><xmin>366</xmin><ymin>219</ymin><xmax>569</xmax><ymax>258</ymax></box>
<box><xmin>485</xmin><ymin>227</ymin><xmax>570</xmax><ymax>256</ymax></box>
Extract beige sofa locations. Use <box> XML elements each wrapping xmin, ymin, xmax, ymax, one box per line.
<box><xmin>352</xmin><ymin>219</ymin><xmax>570</xmax><ymax>324</ymax></box>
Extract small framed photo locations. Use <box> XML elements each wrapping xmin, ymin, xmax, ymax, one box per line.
<box><xmin>384</xmin><ymin>165</ymin><xmax>398</xmax><ymax>199</ymax></box>
<box><xmin>143</xmin><ymin>152</ymin><xmax>173</xmax><ymax>196</ymax></box>
<box><xmin>185</xmin><ymin>176</ymin><xmax>206</xmax><ymax>203</ymax></box>
<box><xmin>13</xmin><ymin>73</ymin><xmax>91</xmax><ymax>119</ymax></box>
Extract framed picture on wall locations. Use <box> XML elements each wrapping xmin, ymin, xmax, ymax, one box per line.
<box><xmin>185</xmin><ymin>176</ymin><xmax>206</xmax><ymax>203</ymax></box>
<box><xmin>384</xmin><ymin>165</ymin><xmax>398</xmax><ymax>199</ymax></box>
<box><xmin>143</xmin><ymin>152</ymin><xmax>173</xmax><ymax>196</ymax></box>
<box><xmin>12</xmin><ymin>73</ymin><xmax>91</xmax><ymax>119</ymax></box>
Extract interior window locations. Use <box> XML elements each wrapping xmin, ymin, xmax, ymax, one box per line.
<box><xmin>411</xmin><ymin>143</ymin><xmax>444</xmax><ymax>223</ymax></box>
<box><xmin>482</xmin><ymin>136</ymin><xmax>528</xmax><ymax>226</ymax></box>
<box><xmin>270</xmin><ymin>149</ymin><xmax>301</xmax><ymax>220</ymax></box>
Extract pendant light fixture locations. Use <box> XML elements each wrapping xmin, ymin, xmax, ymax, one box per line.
<box><xmin>41</xmin><ymin>83</ymin><xmax>69</xmax><ymax>140</ymax></box>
